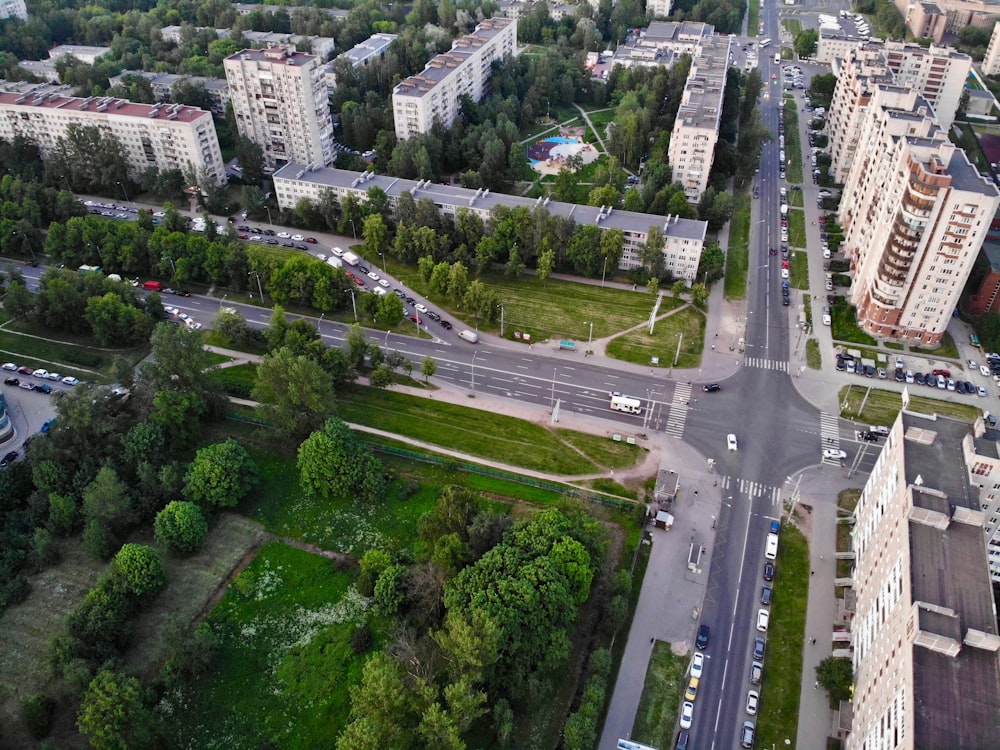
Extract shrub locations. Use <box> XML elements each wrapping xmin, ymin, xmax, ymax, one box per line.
<box><xmin>20</xmin><ymin>693</ymin><xmax>54</xmax><ymax>739</ymax></box>
<box><xmin>153</xmin><ymin>501</ymin><xmax>208</xmax><ymax>555</ymax></box>
<box><xmin>349</xmin><ymin>623</ymin><xmax>373</xmax><ymax>655</ymax></box>
<box><xmin>111</xmin><ymin>544</ymin><xmax>166</xmax><ymax>599</ymax></box>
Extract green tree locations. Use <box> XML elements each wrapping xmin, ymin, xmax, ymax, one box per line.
<box><xmin>587</xmin><ymin>184</ymin><xmax>620</xmax><ymax>208</ymax></box>
<box><xmin>671</xmin><ymin>279</ymin><xmax>687</xmax><ymax>298</ymax></box>
<box><xmin>252</xmin><ymin>346</ymin><xmax>336</xmax><ymax>439</ymax></box>
<box><xmin>81</xmin><ymin>467</ymin><xmax>131</xmax><ymax>560</ymax></box>
<box><xmin>794</xmin><ymin>29</ymin><xmax>818</xmax><ymax>58</ymax></box>
<box><xmin>421</xmin><ymin>355</ymin><xmax>437</xmax><ymax>383</ymax></box>
<box><xmin>505</xmin><ymin>245</ymin><xmax>525</xmax><ymax>279</ymax></box>
<box><xmin>362</xmin><ymin>214</ymin><xmax>388</xmax><ymax>259</ymax></box>
<box><xmin>697</xmin><ymin>243</ymin><xmax>726</xmax><ymax>284</ymax></box>
<box><xmin>447</xmin><ymin>261</ymin><xmax>470</xmax><ymax>305</ymax></box>
<box><xmin>154</xmin><ymin>501</ymin><xmax>209</xmax><ymax>555</ymax></box>
<box><xmin>3</xmin><ymin>279</ymin><xmax>33</xmax><ymax>318</ymax></box>
<box><xmin>647</xmin><ymin>277</ymin><xmax>659</xmax><ymax>297</ymax></box>
<box><xmin>373</xmin><ymin>564</ymin><xmax>408</xmax><ymax>616</ymax></box>
<box><xmin>111</xmin><ymin>544</ymin><xmax>166</xmax><ymax>599</ymax></box>
<box><xmin>298</xmin><ymin>417</ymin><xmax>386</xmax><ymax>503</ymax></box>
<box><xmin>816</xmin><ymin>656</ymin><xmax>853</xmax><ymax>702</ymax></box>
<box><xmin>537</xmin><ymin>246</ymin><xmax>555</xmax><ymax>287</ymax></box>
<box><xmin>336</xmin><ymin>653</ymin><xmax>410</xmax><ymax>750</ymax></box>
<box><xmin>77</xmin><ymin>669</ymin><xmax>151</xmax><ymax>750</ymax></box>
<box><xmin>690</xmin><ymin>282</ymin><xmax>709</xmax><ymax>308</ymax></box>
<box><xmin>184</xmin><ymin>439</ymin><xmax>259</xmax><ymax>509</ymax></box>
<box><xmin>376</xmin><ymin>291</ymin><xmax>404</xmax><ymax>327</ymax></box>
<box><xmin>49</xmin><ymin>493</ymin><xmax>78</xmax><ymax>536</ymax></box>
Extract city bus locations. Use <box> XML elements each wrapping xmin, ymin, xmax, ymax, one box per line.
<box><xmin>610</xmin><ymin>394</ymin><xmax>642</xmax><ymax>414</ymax></box>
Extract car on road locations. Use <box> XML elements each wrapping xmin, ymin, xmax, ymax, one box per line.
<box><xmin>982</xmin><ymin>365</ymin><xmax>992</xmax><ymax>377</ymax></box>
<box><xmin>18</xmin><ymin>381</ymin><xmax>34</xmax><ymax>390</ymax></box>
<box><xmin>305</xmin><ymin>237</ymin><xmax>317</xmax><ymax>243</ymax></box>
<box><xmin>763</xmin><ymin>561</ymin><xmax>775</xmax><ymax>581</ymax></box>
<box><xmin>756</xmin><ymin>608</ymin><xmax>769</xmax><ymax>632</ymax></box>
<box><xmin>679</xmin><ymin>701</ymin><xmax>694</xmax><ymax>730</ymax></box>
<box><xmin>675</xmin><ymin>730</ymin><xmax>689</xmax><ymax>750</ymax></box>
<box><xmin>415</xmin><ymin>303</ymin><xmax>429</xmax><ymax>314</ymax></box>
<box><xmin>291</xmin><ymin>234</ymin><xmax>304</xmax><ymax>241</ymax></box>
<box><xmin>440</xmin><ymin>320</ymin><xmax>453</xmax><ymax>330</ymax></box>
<box><xmin>277</xmin><ymin>231</ymin><xmax>291</xmax><ymax>238</ymax></box>
<box><xmin>0</xmin><ymin>451</ymin><xmax>18</xmax><ymax>468</ymax></box>
<box><xmin>378</xmin><ymin>279</ymin><xmax>390</xmax><ymax>288</ymax></box>
<box><xmin>690</xmin><ymin>652</ymin><xmax>704</xmax><ymax>679</ymax></box>
<box><xmin>703</xmin><ymin>383</ymin><xmax>721</xmax><ymax>392</ymax></box>
<box><xmin>164</xmin><ymin>306</ymin><xmax>179</xmax><ymax>316</ymax></box>
<box><xmin>684</xmin><ymin>677</ymin><xmax>699</xmax><ymax>701</ymax></box>
<box><xmin>781</xmin><ymin>268</ymin><xmax>789</xmax><ymax>279</ymax></box>
<box><xmin>753</xmin><ymin>636</ymin><xmax>766</xmax><ymax>660</ymax></box>
<box><xmin>696</xmin><ymin>624</ymin><xmax>710</xmax><ymax>650</ymax></box>
<box><xmin>979</xmin><ymin>386</ymin><xmax>988</xmax><ymax>397</ymax></box>
<box><xmin>822</xmin><ymin>313</ymin><xmax>831</xmax><ymax>326</ymax></box>
<box><xmin>859</xmin><ymin>431</ymin><xmax>879</xmax><ymax>441</ymax></box>
<box><xmin>823</xmin><ymin>448</ymin><xmax>847</xmax><ymax>460</ymax></box>
<box><xmin>32</xmin><ymin>369</ymin><xmax>48</xmax><ymax>379</ymax></box>
<box><xmin>352</xmin><ymin>276</ymin><xmax>364</xmax><ymax>286</ymax></box>
<box><xmin>741</xmin><ymin>720</ymin><xmax>756</xmax><ymax>748</ymax></box>
<box><xmin>749</xmin><ymin>660</ymin><xmax>763</xmax><ymax>685</ymax></box>
<box><xmin>746</xmin><ymin>690</ymin><xmax>759</xmax><ymax>716</ymax></box>
<box><xmin>2</xmin><ymin>362</ymin><xmax>16</xmax><ymax>371</ymax></box>
<box><xmin>359</xmin><ymin>265</ymin><xmax>370</xmax><ymax>274</ymax></box>
<box><xmin>41</xmin><ymin>418</ymin><xmax>56</xmax><ymax>433</ymax></box>
<box><xmin>367</xmin><ymin>271</ymin><xmax>380</xmax><ymax>281</ymax></box>
<box><xmin>408</xmin><ymin>314</ymin><xmax>421</xmax><ymax>324</ymax></box>
<box><xmin>761</xmin><ymin>585</ymin><xmax>772</xmax><ymax>605</ymax></box>
<box><xmin>727</xmin><ymin>434</ymin><xmax>738</xmax><ymax>451</ymax></box>
<box><xmin>3</xmin><ymin>377</ymin><xmax>18</xmax><ymax>386</ymax></box>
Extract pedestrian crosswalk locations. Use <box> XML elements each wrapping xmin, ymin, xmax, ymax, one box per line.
<box><xmin>820</xmin><ymin>411</ymin><xmax>842</xmax><ymax>465</ymax></box>
<box><xmin>745</xmin><ymin>357</ymin><xmax>789</xmax><ymax>372</ymax></box>
<box><xmin>664</xmin><ymin>382</ymin><xmax>692</xmax><ymax>438</ymax></box>
<box><xmin>719</xmin><ymin>476</ymin><xmax>783</xmax><ymax>507</ymax></box>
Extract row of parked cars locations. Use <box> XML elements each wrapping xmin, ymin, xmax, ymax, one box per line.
<box><xmin>1</xmin><ymin>363</ymin><xmax>79</xmax><ymax>392</ymax></box>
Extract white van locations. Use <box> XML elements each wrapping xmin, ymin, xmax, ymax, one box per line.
<box><xmin>774</xmin><ymin>53</ymin><xmax>780</xmax><ymax>65</ymax></box>
<box><xmin>331</xmin><ymin>247</ymin><xmax>344</xmax><ymax>257</ymax></box>
<box><xmin>760</xmin><ymin>38</ymin><xmax>772</xmax><ymax>47</ymax></box>
<box><xmin>765</xmin><ymin>533</ymin><xmax>779</xmax><ymax>560</ymax></box>
<box><xmin>458</xmin><ymin>329</ymin><xmax>479</xmax><ymax>343</ymax></box>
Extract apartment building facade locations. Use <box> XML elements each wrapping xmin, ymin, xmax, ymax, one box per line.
<box><xmin>224</xmin><ymin>45</ymin><xmax>334</xmax><ymax>168</ymax></box>
<box><xmin>847</xmin><ymin>411</ymin><xmax>1000</xmax><ymax>749</ymax></box>
<box><xmin>984</xmin><ymin>21</ymin><xmax>1000</xmax><ymax>76</ymax></box>
<box><xmin>0</xmin><ymin>0</ymin><xmax>27</xmax><ymax>21</ymax></box>
<box><xmin>109</xmin><ymin>71</ymin><xmax>231</xmax><ymax>116</ymax></box>
<box><xmin>668</xmin><ymin>34</ymin><xmax>732</xmax><ymax>202</ymax></box>
<box><xmin>838</xmin><ymin>86</ymin><xmax>999</xmax><ymax>345</ymax></box>
<box><xmin>646</xmin><ymin>0</ymin><xmax>673</xmax><ymax>18</ymax></box>
<box><xmin>272</xmin><ymin>164</ymin><xmax>708</xmax><ymax>280</ymax></box>
<box><xmin>961</xmin><ymin>417</ymin><xmax>1000</xmax><ymax>580</ymax></box>
<box><xmin>392</xmin><ymin>17</ymin><xmax>516</xmax><ymax>140</ymax></box>
<box><xmin>0</xmin><ymin>90</ymin><xmax>224</xmax><ymax>183</ymax></box>
<box><xmin>324</xmin><ymin>33</ymin><xmax>397</xmax><ymax>89</ymax></box>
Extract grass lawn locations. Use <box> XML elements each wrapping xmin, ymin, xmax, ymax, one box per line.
<box><xmin>789</xmin><ymin>251</ymin><xmax>808</xmax><ymax>290</ymax></box>
<box><xmin>748</xmin><ymin>1</ymin><xmax>759</xmax><ymax>30</ymax></box>
<box><xmin>605</xmin><ymin>306</ymin><xmax>705</xmax><ymax>368</ymax></box>
<box><xmin>837</xmin><ymin>386</ymin><xmax>982</xmax><ymax>425</ymax></box>
<box><xmin>160</xmin><ymin>541</ymin><xmax>369</xmax><ymax>750</ymax></box>
<box><xmin>787</xmin><ymin>209</ymin><xmax>806</xmax><ymax>248</ymax></box>
<box><xmin>806</xmin><ymin>338</ymin><xmax>821</xmax><ymax>369</ymax></box>
<box><xmin>334</xmin><ymin>387</ymin><xmax>646</xmax><ymax>476</ymax></box>
<box><xmin>726</xmin><ymin>192</ymin><xmax>751</xmax><ymax>299</ymax></box>
<box><xmin>883</xmin><ymin>341</ymin><xmax>904</xmax><ymax>351</ymax></box>
<box><xmin>757</xmin><ymin>524</ymin><xmax>808</xmax><ymax>749</ymax></box>
<box><xmin>783</xmin><ymin>99</ymin><xmax>803</xmax><ymax>184</ymax></box>
<box><xmin>781</xmin><ymin>18</ymin><xmax>802</xmax><ymax>36</ymax></box>
<box><xmin>631</xmin><ymin>641</ymin><xmax>689</xmax><ymax>748</ymax></box>
<box><xmin>912</xmin><ymin>330</ymin><xmax>959</xmax><ymax>359</ymax></box>
<box><xmin>830</xmin><ymin>303</ymin><xmax>877</xmax><ymax>346</ymax></box>
<box><xmin>803</xmin><ymin>295</ymin><xmax>812</xmax><ymax>327</ymax></box>
<box><xmin>585</xmin><ymin>107</ymin><xmax>615</xmax><ymax>138</ymax></box>
<box><xmin>787</xmin><ymin>188</ymin><xmax>804</xmax><ymax>207</ymax></box>
<box><xmin>208</xmin><ymin>363</ymin><xmax>258</xmax><ymax>397</ymax></box>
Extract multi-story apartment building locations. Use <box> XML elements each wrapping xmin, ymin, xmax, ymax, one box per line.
<box><xmin>0</xmin><ymin>0</ymin><xmax>27</xmax><ymax>21</ymax></box>
<box><xmin>828</xmin><ymin>41</ymin><xmax>972</xmax><ymax>184</ymax></box>
<box><xmin>668</xmin><ymin>34</ymin><xmax>731</xmax><ymax>202</ymax></box>
<box><xmin>392</xmin><ymin>18</ymin><xmax>516</xmax><ymax>140</ymax></box>
<box><xmin>324</xmin><ymin>33</ymin><xmax>397</xmax><ymax>89</ymax></box>
<box><xmin>897</xmin><ymin>0</ymin><xmax>1000</xmax><ymax>41</ymax></box>
<box><xmin>224</xmin><ymin>45</ymin><xmax>334</xmax><ymax>168</ymax></box>
<box><xmin>47</xmin><ymin>45</ymin><xmax>112</xmax><ymax>65</ymax></box>
<box><xmin>109</xmin><ymin>71</ymin><xmax>231</xmax><ymax>117</ymax></box>
<box><xmin>838</xmin><ymin>86</ymin><xmax>1000</xmax><ymax>345</ymax></box>
<box><xmin>960</xmin><ymin>413</ymin><xmax>1000</xmax><ymax>579</ymax></box>
<box><xmin>646</xmin><ymin>0</ymin><xmax>673</xmax><ymax>18</ymax></box>
<box><xmin>272</xmin><ymin>164</ymin><xmax>708</xmax><ymax>280</ymax></box>
<box><xmin>984</xmin><ymin>21</ymin><xmax>1000</xmax><ymax>76</ymax></box>
<box><xmin>847</xmin><ymin>410</ymin><xmax>1000</xmax><ymax>749</ymax></box>
<box><xmin>0</xmin><ymin>90</ymin><xmax>225</xmax><ymax>183</ymax></box>
<box><xmin>966</xmin><ymin>210</ymin><xmax>1000</xmax><ymax>315</ymax></box>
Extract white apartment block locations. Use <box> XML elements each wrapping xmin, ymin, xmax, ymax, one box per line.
<box><xmin>828</xmin><ymin>41</ymin><xmax>972</xmax><ymax>184</ymax></box>
<box><xmin>838</xmin><ymin>86</ymin><xmax>999</xmax><ymax>346</ymax></box>
<box><xmin>960</xmin><ymin>416</ymin><xmax>1000</xmax><ymax>581</ymax></box>
<box><xmin>324</xmin><ymin>33</ymin><xmax>397</xmax><ymax>89</ymax></box>
<box><xmin>847</xmin><ymin>411</ymin><xmax>1000</xmax><ymax>749</ymax></box>
<box><xmin>0</xmin><ymin>0</ymin><xmax>27</xmax><ymax>21</ymax></box>
<box><xmin>272</xmin><ymin>164</ymin><xmax>708</xmax><ymax>280</ymax></box>
<box><xmin>610</xmin><ymin>21</ymin><xmax>715</xmax><ymax>70</ymax></box>
<box><xmin>668</xmin><ymin>34</ymin><xmax>732</xmax><ymax>202</ymax></box>
<box><xmin>47</xmin><ymin>45</ymin><xmax>112</xmax><ymax>65</ymax></box>
<box><xmin>392</xmin><ymin>17</ymin><xmax>517</xmax><ymax>140</ymax></box>
<box><xmin>984</xmin><ymin>21</ymin><xmax>1000</xmax><ymax>76</ymax></box>
<box><xmin>646</xmin><ymin>0</ymin><xmax>673</xmax><ymax>19</ymax></box>
<box><xmin>109</xmin><ymin>71</ymin><xmax>232</xmax><ymax>117</ymax></box>
<box><xmin>0</xmin><ymin>91</ymin><xmax>224</xmax><ymax>183</ymax></box>
<box><xmin>224</xmin><ymin>45</ymin><xmax>334</xmax><ymax>169</ymax></box>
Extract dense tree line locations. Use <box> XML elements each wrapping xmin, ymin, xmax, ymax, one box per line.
<box><xmin>668</xmin><ymin>0</ymin><xmax>747</xmax><ymax>34</ymax></box>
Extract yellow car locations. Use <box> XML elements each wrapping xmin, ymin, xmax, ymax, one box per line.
<box><xmin>685</xmin><ymin>677</ymin><xmax>699</xmax><ymax>702</ymax></box>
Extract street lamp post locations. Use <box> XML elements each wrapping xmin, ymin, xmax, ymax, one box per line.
<box><xmin>550</xmin><ymin>367</ymin><xmax>557</xmax><ymax>409</ymax></box>
<box><xmin>498</xmin><ymin>303</ymin><xmax>504</xmax><ymax>338</ymax></box>
<box><xmin>349</xmin><ymin>289</ymin><xmax>358</xmax><ymax>322</ymax></box>
<box><xmin>384</xmin><ymin>329</ymin><xmax>391</xmax><ymax>349</ymax></box>
<box><xmin>265</xmin><ymin>206</ymin><xmax>273</xmax><ymax>227</ymax></box>
<box><xmin>586</xmin><ymin>321</ymin><xmax>594</xmax><ymax>354</ymax></box>
<box><xmin>601</xmin><ymin>255</ymin><xmax>608</xmax><ymax>287</ymax></box>
<box><xmin>117</xmin><ymin>181</ymin><xmax>131</xmax><ymax>207</ymax></box>
<box><xmin>219</xmin><ymin>294</ymin><xmax>227</xmax><ymax>308</ymax></box>
<box><xmin>379</xmin><ymin>251</ymin><xmax>386</xmax><ymax>275</ymax></box>
<box><xmin>673</xmin><ymin>332</ymin><xmax>684</xmax><ymax>367</ymax></box>
<box><xmin>349</xmin><ymin>219</ymin><xmax>357</xmax><ymax>241</ymax></box>
<box><xmin>248</xmin><ymin>271</ymin><xmax>264</xmax><ymax>301</ymax></box>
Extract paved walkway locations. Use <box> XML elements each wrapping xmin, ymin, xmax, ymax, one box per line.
<box><xmin>575</xmin><ymin>104</ymin><xmax>611</xmax><ymax>154</ymax></box>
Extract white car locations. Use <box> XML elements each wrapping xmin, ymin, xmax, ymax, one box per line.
<box><xmin>367</xmin><ymin>271</ymin><xmax>380</xmax><ymax>281</ymax></box>
<box><xmin>780</xmin><ymin>268</ymin><xmax>789</xmax><ymax>279</ymax></box>
<box><xmin>727</xmin><ymin>434</ymin><xmax>738</xmax><ymax>451</ymax></box>
<box><xmin>291</xmin><ymin>234</ymin><xmax>304</xmax><ymax>241</ymax></box>
<box><xmin>178</xmin><ymin>313</ymin><xmax>191</xmax><ymax>322</ymax></box>
<box><xmin>746</xmin><ymin>690</ymin><xmax>759</xmax><ymax>716</ymax></box>
<box><xmin>164</xmin><ymin>306</ymin><xmax>179</xmax><ymax>316</ymax></box>
<box><xmin>277</xmin><ymin>231</ymin><xmax>291</xmax><ymax>239</ymax></box>
<box><xmin>32</xmin><ymin>369</ymin><xmax>49</xmax><ymax>379</ymax></box>
<box><xmin>981</xmin><ymin>365</ymin><xmax>991</xmax><ymax>377</ymax></box>
<box><xmin>153</xmin><ymin>211</ymin><xmax>165</xmax><ymax>218</ymax></box>
<box><xmin>680</xmin><ymin>701</ymin><xmax>694</xmax><ymax>730</ymax></box>
<box><xmin>1</xmin><ymin>363</ymin><xmax>16</xmax><ymax>371</ymax></box>
<box><xmin>822</xmin><ymin>314</ymin><xmax>831</xmax><ymax>326</ymax></box>
<box><xmin>378</xmin><ymin>278</ymin><xmax>390</xmax><ymax>288</ymax></box>
<box><xmin>61</xmin><ymin>376</ymin><xmax>79</xmax><ymax>386</ymax></box>
<box><xmin>823</xmin><ymin>448</ymin><xmax>847</xmax><ymax>460</ymax></box>
<box><xmin>415</xmin><ymin>303</ymin><xmax>429</xmax><ymax>313</ymax></box>
<box><xmin>690</xmin><ymin>652</ymin><xmax>705</xmax><ymax>679</ymax></box>
<box><xmin>756</xmin><ymin>608</ymin><xmax>769</xmax><ymax>632</ymax></box>
<box><xmin>46</xmin><ymin>372</ymin><xmax>61</xmax><ymax>381</ymax></box>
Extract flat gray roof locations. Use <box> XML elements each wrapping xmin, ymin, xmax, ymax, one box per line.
<box><xmin>273</xmin><ymin>164</ymin><xmax>707</xmax><ymax>241</ymax></box>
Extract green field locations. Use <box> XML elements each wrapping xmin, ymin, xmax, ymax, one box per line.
<box><xmin>830</xmin><ymin>302</ymin><xmax>877</xmax><ymax>346</ymax></box>
<box><xmin>335</xmin><ymin>387</ymin><xmax>646</xmax><ymax>476</ymax></box>
<box><xmin>788</xmin><ymin>209</ymin><xmax>806</xmax><ymax>249</ymax></box>
<box><xmin>783</xmin><ymin>99</ymin><xmax>803</xmax><ymax>184</ymax></box>
<box><xmin>789</xmin><ymin>251</ymin><xmax>808</xmax><ymax>290</ymax></box>
<box><xmin>726</xmin><ymin>192</ymin><xmax>751</xmax><ymax>300</ymax></box>
<box><xmin>631</xmin><ymin>642</ymin><xmax>689</xmax><ymax>748</ymax></box>
<box><xmin>806</xmin><ymin>338</ymin><xmax>821</xmax><ymax>369</ymax></box>
<box><xmin>838</xmin><ymin>386</ymin><xmax>982</xmax><ymax>425</ymax></box>
<box><xmin>605</xmin><ymin>306</ymin><xmax>705</xmax><ymax>369</ymax></box>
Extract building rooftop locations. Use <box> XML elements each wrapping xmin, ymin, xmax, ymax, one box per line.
<box><xmin>343</xmin><ymin>33</ymin><xmax>397</xmax><ymax>66</ymax></box>
<box><xmin>0</xmin><ymin>90</ymin><xmax>211</xmax><ymax>123</ymax></box>
<box><xmin>224</xmin><ymin>46</ymin><xmax>317</xmax><ymax>67</ymax></box>
<box><xmin>642</xmin><ymin>21</ymin><xmax>714</xmax><ymax>45</ymax></box>
<box><xmin>47</xmin><ymin>45</ymin><xmax>111</xmax><ymax>61</ymax></box>
<box><xmin>273</xmin><ymin>164</ymin><xmax>708</xmax><ymax>242</ymax></box>
<box><xmin>231</xmin><ymin>3</ymin><xmax>348</xmax><ymax>18</ymax></box>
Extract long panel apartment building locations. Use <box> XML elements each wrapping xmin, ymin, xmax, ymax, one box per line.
<box><xmin>224</xmin><ymin>45</ymin><xmax>334</xmax><ymax>169</ymax></box>
<box><xmin>273</xmin><ymin>164</ymin><xmax>707</xmax><ymax>281</ymax></box>
<box><xmin>392</xmin><ymin>17</ymin><xmax>516</xmax><ymax>140</ymax></box>
<box><xmin>846</xmin><ymin>410</ymin><xmax>1000</xmax><ymax>749</ymax></box>
<box><xmin>668</xmin><ymin>33</ymin><xmax>731</xmax><ymax>202</ymax></box>
<box><xmin>0</xmin><ymin>89</ymin><xmax>224</xmax><ymax>183</ymax></box>
<box><xmin>837</xmin><ymin>85</ymin><xmax>999</xmax><ymax>346</ymax></box>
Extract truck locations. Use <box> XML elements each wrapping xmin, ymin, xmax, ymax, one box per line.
<box><xmin>341</xmin><ymin>251</ymin><xmax>360</xmax><ymax>266</ymax></box>
<box><xmin>142</xmin><ymin>280</ymin><xmax>163</xmax><ymax>291</ymax></box>
<box><xmin>610</xmin><ymin>394</ymin><xmax>642</xmax><ymax>414</ymax></box>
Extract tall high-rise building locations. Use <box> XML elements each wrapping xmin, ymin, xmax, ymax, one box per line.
<box><xmin>668</xmin><ymin>34</ymin><xmax>731</xmax><ymax>203</ymax></box>
<box><xmin>646</xmin><ymin>0</ymin><xmax>673</xmax><ymax>18</ymax></box>
<box><xmin>828</xmin><ymin>41</ymin><xmax>971</xmax><ymax>184</ymax></box>
<box><xmin>838</xmin><ymin>85</ymin><xmax>999</xmax><ymax>346</ymax></box>
<box><xmin>392</xmin><ymin>18</ymin><xmax>516</xmax><ymax>140</ymax></box>
<box><xmin>224</xmin><ymin>45</ymin><xmax>334</xmax><ymax>168</ymax></box>
<box><xmin>984</xmin><ymin>21</ymin><xmax>1000</xmax><ymax>76</ymax></box>
<box><xmin>847</xmin><ymin>411</ymin><xmax>1000</xmax><ymax>749</ymax></box>
<box><xmin>0</xmin><ymin>0</ymin><xmax>27</xmax><ymax>21</ymax></box>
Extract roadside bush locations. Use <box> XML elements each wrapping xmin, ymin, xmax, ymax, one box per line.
<box><xmin>111</xmin><ymin>544</ymin><xmax>166</xmax><ymax>599</ymax></box>
<box><xmin>561</xmin><ymin>647</ymin><xmax>612</xmax><ymax>750</ymax></box>
<box><xmin>184</xmin><ymin>439</ymin><xmax>259</xmax><ymax>509</ymax></box>
<box><xmin>21</xmin><ymin>693</ymin><xmax>55</xmax><ymax>739</ymax></box>
<box><xmin>153</xmin><ymin>501</ymin><xmax>208</xmax><ymax>555</ymax></box>
<box><xmin>32</xmin><ymin>527</ymin><xmax>61</xmax><ymax>568</ymax></box>
<box><xmin>350</xmin><ymin>623</ymin><xmax>373</xmax><ymax>655</ymax></box>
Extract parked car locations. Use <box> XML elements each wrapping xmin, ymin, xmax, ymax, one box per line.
<box><xmin>18</xmin><ymin>381</ymin><xmax>34</xmax><ymax>391</ymax></box>
<box><xmin>3</xmin><ymin>377</ymin><xmax>18</xmax><ymax>386</ymax></box>
<box><xmin>1</xmin><ymin>362</ymin><xmax>17</xmax><ymax>371</ymax></box>
<box><xmin>0</xmin><ymin>451</ymin><xmax>18</xmax><ymax>468</ymax></box>
<box><xmin>756</xmin><ymin>609</ymin><xmax>769</xmax><ymax>632</ymax></box>
<box><xmin>763</xmin><ymin>562</ymin><xmax>775</xmax><ymax>581</ymax></box>
<box><xmin>690</xmin><ymin>652</ymin><xmax>704</xmax><ymax>679</ymax></box>
<box><xmin>746</xmin><ymin>690</ymin><xmax>759</xmax><ymax>716</ymax></box>
<box><xmin>741</xmin><ymin>720</ymin><xmax>756</xmax><ymax>748</ymax></box>
<box><xmin>696</xmin><ymin>624</ymin><xmax>711</xmax><ymax>650</ymax></box>
<box><xmin>34</xmin><ymin>383</ymin><xmax>52</xmax><ymax>394</ymax></box>
<box><xmin>61</xmin><ymin>376</ymin><xmax>79</xmax><ymax>386</ymax></box>
<box><xmin>749</xmin><ymin>661</ymin><xmax>763</xmax><ymax>685</ymax></box>
<box><xmin>753</xmin><ymin>636</ymin><xmax>766</xmax><ymax>660</ymax></box>
<box><xmin>680</xmin><ymin>701</ymin><xmax>694</xmax><ymax>730</ymax></box>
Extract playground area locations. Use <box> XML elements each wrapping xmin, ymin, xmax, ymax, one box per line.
<box><xmin>528</xmin><ymin>126</ymin><xmax>600</xmax><ymax>175</ymax></box>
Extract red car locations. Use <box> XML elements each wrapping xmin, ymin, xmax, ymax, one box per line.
<box><xmin>408</xmin><ymin>314</ymin><xmax>422</xmax><ymax>324</ymax></box>
<box><xmin>932</xmin><ymin>368</ymin><xmax>951</xmax><ymax>378</ymax></box>
<box><xmin>781</xmin><ymin>260</ymin><xmax>789</xmax><ymax>269</ymax></box>
<box><xmin>352</xmin><ymin>276</ymin><xmax>364</xmax><ymax>286</ymax></box>
<box><xmin>238</xmin><ymin>233</ymin><xmax>248</xmax><ymax>240</ymax></box>
<box><xmin>305</xmin><ymin>237</ymin><xmax>317</xmax><ymax>244</ymax></box>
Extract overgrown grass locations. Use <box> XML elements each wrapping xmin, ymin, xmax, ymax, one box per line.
<box><xmin>783</xmin><ymin>99</ymin><xmax>803</xmax><ymax>184</ymax></box>
<box><xmin>837</xmin><ymin>386</ymin><xmax>982</xmax><ymax>425</ymax></box>
<box><xmin>208</xmin><ymin>363</ymin><xmax>258</xmax><ymax>398</ymax></box>
<box><xmin>830</xmin><ymin>302</ymin><xmax>877</xmax><ymax>346</ymax></box>
<box><xmin>757</xmin><ymin>524</ymin><xmax>808</xmax><ymax>749</ymax></box>
<box><xmin>789</xmin><ymin>251</ymin><xmax>808</xmax><ymax>290</ymax></box>
<box><xmin>837</xmin><ymin>489</ymin><xmax>861</xmax><ymax>513</ymax></box>
<box><xmin>788</xmin><ymin>209</ymin><xmax>806</xmax><ymax>248</ymax></box>
<box><xmin>912</xmin><ymin>330</ymin><xmax>959</xmax><ymax>359</ymax></box>
<box><xmin>748</xmin><ymin>1</ymin><xmax>759</xmax><ymax>32</ymax></box>
<box><xmin>806</xmin><ymin>339</ymin><xmax>821</xmax><ymax>369</ymax></box>
<box><xmin>161</xmin><ymin>541</ymin><xmax>367</xmax><ymax>750</ymax></box>
<box><xmin>335</xmin><ymin>387</ymin><xmax>645</xmax><ymax>476</ymax></box>
<box><xmin>631</xmin><ymin>642</ymin><xmax>689</xmax><ymax>748</ymax></box>
<box><xmin>583</xmin><ymin>477</ymin><xmax>638</xmax><ymax>500</ymax></box>
<box><xmin>726</xmin><ymin>191</ymin><xmax>751</xmax><ymax>299</ymax></box>
<box><xmin>605</xmin><ymin>306</ymin><xmax>705</xmax><ymax>368</ymax></box>
<box><xmin>883</xmin><ymin>341</ymin><xmax>904</xmax><ymax>351</ymax></box>
<box><xmin>787</xmin><ymin>188</ymin><xmax>804</xmax><ymax>207</ymax></box>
